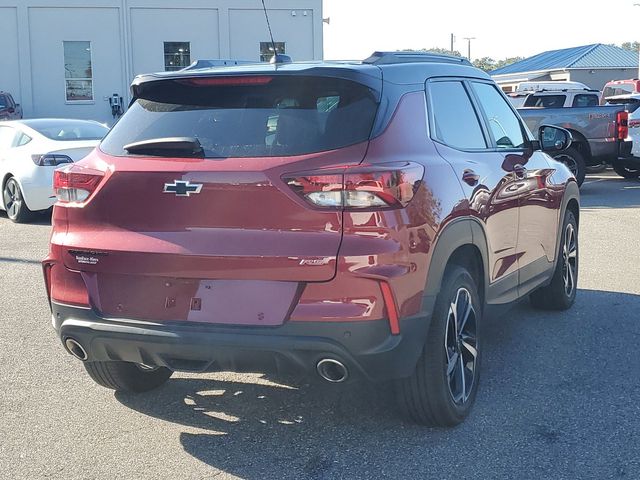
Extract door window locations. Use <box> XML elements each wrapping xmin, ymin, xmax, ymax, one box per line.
<box><xmin>472</xmin><ymin>82</ymin><xmax>527</xmax><ymax>149</ymax></box>
<box><xmin>429</xmin><ymin>81</ymin><xmax>487</xmax><ymax>150</ymax></box>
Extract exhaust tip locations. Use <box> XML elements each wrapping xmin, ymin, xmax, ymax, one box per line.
<box><xmin>316</xmin><ymin>358</ymin><xmax>348</xmax><ymax>383</ymax></box>
<box><xmin>64</xmin><ymin>338</ymin><xmax>88</xmax><ymax>361</ymax></box>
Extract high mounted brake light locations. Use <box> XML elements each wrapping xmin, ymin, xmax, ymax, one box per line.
<box><xmin>284</xmin><ymin>162</ymin><xmax>424</xmax><ymax>210</ymax></box>
<box><xmin>178</xmin><ymin>76</ymin><xmax>274</xmax><ymax>87</ymax></box>
<box><xmin>53</xmin><ymin>164</ymin><xmax>104</xmax><ymax>204</ymax></box>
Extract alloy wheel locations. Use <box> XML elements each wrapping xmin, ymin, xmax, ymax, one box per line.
<box><xmin>444</xmin><ymin>287</ymin><xmax>478</xmax><ymax>405</ymax></box>
<box><xmin>562</xmin><ymin>223</ymin><xmax>578</xmax><ymax>297</ymax></box>
<box><xmin>555</xmin><ymin>154</ymin><xmax>578</xmax><ymax>177</ymax></box>
<box><xmin>3</xmin><ymin>179</ymin><xmax>22</xmax><ymax>220</ymax></box>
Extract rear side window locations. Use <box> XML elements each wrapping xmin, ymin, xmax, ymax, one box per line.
<box><xmin>429</xmin><ymin>81</ymin><xmax>487</xmax><ymax>150</ymax></box>
<box><xmin>100</xmin><ymin>76</ymin><xmax>379</xmax><ymax>158</ymax></box>
<box><xmin>603</xmin><ymin>84</ymin><xmax>636</xmax><ymax>99</ymax></box>
<box><xmin>523</xmin><ymin>94</ymin><xmax>566</xmax><ymax>108</ymax></box>
<box><xmin>572</xmin><ymin>94</ymin><xmax>599</xmax><ymax>107</ymax></box>
<box><xmin>0</xmin><ymin>95</ymin><xmax>7</xmax><ymax>109</ymax></box>
<box><xmin>471</xmin><ymin>82</ymin><xmax>526</xmax><ymax>149</ymax></box>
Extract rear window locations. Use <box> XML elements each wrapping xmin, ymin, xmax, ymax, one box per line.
<box><xmin>523</xmin><ymin>94</ymin><xmax>566</xmax><ymax>108</ymax></box>
<box><xmin>100</xmin><ymin>76</ymin><xmax>379</xmax><ymax>158</ymax></box>
<box><xmin>572</xmin><ymin>94</ymin><xmax>599</xmax><ymax>107</ymax></box>
<box><xmin>24</xmin><ymin>120</ymin><xmax>108</xmax><ymax>141</ymax></box>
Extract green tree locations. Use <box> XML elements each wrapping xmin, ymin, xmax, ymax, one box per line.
<box><xmin>621</xmin><ymin>41</ymin><xmax>640</xmax><ymax>53</ymax></box>
<box><xmin>494</xmin><ymin>56</ymin><xmax>524</xmax><ymax>70</ymax></box>
<box><xmin>473</xmin><ymin>57</ymin><xmax>497</xmax><ymax>71</ymax></box>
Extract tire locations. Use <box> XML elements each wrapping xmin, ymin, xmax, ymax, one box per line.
<box><xmin>585</xmin><ymin>163</ymin><xmax>607</xmax><ymax>174</ymax></box>
<box><xmin>553</xmin><ymin>147</ymin><xmax>586</xmax><ymax>187</ymax></box>
<box><xmin>530</xmin><ymin>210</ymin><xmax>578</xmax><ymax>311</ymax></box>
<box><xmin>2</xmin><ymin>177</ymin><xmax>33</xmax><ymax>223</ymax></box>
<box><xmin>84</xmin><ymin>361</ymin><xmax>173</xmax><ymax>393</ymax></box>
<box><xmin>612</xmin><ymin>162</ymin><xmax>640</xmax><ymax>179</ymax></box>
<box><xmin>395</xmin><ymin>265</ymin><xmax>481</xmax><ymax>427</ymax></box>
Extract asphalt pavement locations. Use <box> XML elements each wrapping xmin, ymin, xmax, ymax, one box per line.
<box><xmin>1</xmin><ymin>171</ymin><xmax>639</xmax><ymax>479</ymax></box>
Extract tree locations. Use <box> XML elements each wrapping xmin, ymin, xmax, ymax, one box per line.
<box><xmin>621</xmin><ymin>41</ymin><xmax>640</xmax><ymax>53</ymax></box>
<box><xmin>473</xmin><ymin>57</ymin><xmax>497</xmax><ymax>71</ymax></box>
<box><xmin>397</xmin><ymin>49</ymin><xmax>524</xmax><ymax>72</ymax></box>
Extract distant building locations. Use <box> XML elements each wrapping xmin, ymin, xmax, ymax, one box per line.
<box><xmin>491</xmin><ymin>44</ymin><xmax>638</xmax><ymax>93</ymax></box>
<box><xmin>0</xmin><ymin>0</ymin><xmax>323</xmax><ymax>123</ymax></box>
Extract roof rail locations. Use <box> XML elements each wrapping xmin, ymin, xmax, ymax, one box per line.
<box><xmin>363</xmin><ymin>51</ymin><xmax>472</xmax><ymax>66</ymax></box>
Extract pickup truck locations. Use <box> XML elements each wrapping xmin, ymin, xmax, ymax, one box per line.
<box><xmin>517</xmin><ymin>103</ymin><xmax>635</xmax><ymax>185</ymax></box>
<box><xmin>0</xmin><ymin>92</ymin><xmax>22</xmax><ymax>121</ymax></box>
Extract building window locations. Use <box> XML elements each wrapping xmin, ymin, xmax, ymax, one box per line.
<box><xmin>260</xmin><ymin>42</ymin><xmax>285</xmax><ymax>62</ymax></box>
<box><xmin>164</xmin><ymin>42</ymin><xmax>191</xmax><ymax>71</ymax></box>
<box><xmin>64</xmin><ymin>41</ymin><xmax>93</xmax><ymax>102</ymax></box>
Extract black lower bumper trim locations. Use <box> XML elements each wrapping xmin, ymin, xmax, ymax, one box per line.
<box><xmin>52</xmin><ymin>302</ymin><xmax>433</xmax><ymax>382</ymax></box>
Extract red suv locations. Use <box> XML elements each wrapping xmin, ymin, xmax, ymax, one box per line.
<box><xmin>43</xmin><ymin>52</ymin><xmax>580</xmax><ymax>426</ymax></box>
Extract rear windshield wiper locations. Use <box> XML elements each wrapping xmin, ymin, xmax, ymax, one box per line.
<box><xmin>123</xmin><ymin>137</ymin><xmax>204</xmax><ymax>157</ymax></box>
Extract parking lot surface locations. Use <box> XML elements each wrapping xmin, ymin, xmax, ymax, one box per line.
<box><xmin>1</xmin><ymin>171</ymin><xmax>639</xmax><ymax>480</ymax></box>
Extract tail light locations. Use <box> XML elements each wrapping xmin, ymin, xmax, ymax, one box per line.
<box><xmin>617</xmin><ymin>111</ymin><xmax>629</xmax><ymax>140</ymax></box>
<box><xmin>284</xmin><ymin>162</ymin><xmax>424</xmax><ymax>210</ymax></box>
<box><xmin>53</xmin><ymin>164</ymin><xmax>104</xmax><ymax>203</ymax></box>
<box><xmin>32</xmin><ymin>154</ymin><xmax>73</xmax><ymax>166</ymax></box>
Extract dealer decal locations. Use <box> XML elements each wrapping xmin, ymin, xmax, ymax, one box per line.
<box><xmin>68</xmin><ymin>250</ymin><xmax>108</xmax><ymax>265</ymax></box>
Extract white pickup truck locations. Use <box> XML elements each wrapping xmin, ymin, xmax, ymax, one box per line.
<box><xmin>508</xmin><ymin>88</ymin><xmax>601</xmax><ymax>109</ymax></box>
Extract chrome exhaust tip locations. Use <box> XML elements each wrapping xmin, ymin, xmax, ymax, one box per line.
<box><xmin>64</xmin><ymin>338</ymin><xmax>88</xmax><ymax>361</ymax></box>
<box><xmin>316</xmin><ymin>358</ymin><xmax>349</xmax><ymax>383</ymax></box>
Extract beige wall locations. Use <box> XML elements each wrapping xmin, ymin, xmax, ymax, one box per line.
<box><xmin>0</xmin><ymin>0</ymin><xmax>323</xmax><ymax>123</ymax></box>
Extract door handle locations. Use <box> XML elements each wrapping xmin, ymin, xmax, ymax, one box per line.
<box><xmin>462</xmin><ymin>169</ymin><xmax>480</xmax><ymax>186</ymax></box>
<box><xmin>513</xmin><ymin>164</ymin><xmax>527</xmax><ymax>179</ymax></box>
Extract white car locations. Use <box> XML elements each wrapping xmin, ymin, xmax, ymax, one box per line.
<box><xmin>0</xmin><ymin>119</ymin><xmax>108</xmax><ymax>222</ymax></box>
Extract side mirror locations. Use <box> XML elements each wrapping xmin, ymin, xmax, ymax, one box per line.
<box><xmin>538</xmin><ymin>125</ymin><xmax>572</xmax><ymax>152</ymax></box>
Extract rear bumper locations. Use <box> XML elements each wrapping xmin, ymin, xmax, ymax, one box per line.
<box><xmin>52</xmin><ymin>301</ymin><xmax>432</xmax><ymax>382</ymax></box>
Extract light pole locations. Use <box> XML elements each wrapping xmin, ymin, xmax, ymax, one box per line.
<box><xmin>635</xmin><ymin>4</ymin><xmax>640</xmax><ymax>78</ymax></box>
<box><xmin>464</xmin><ymin>37</ymin><xmax>476</xmax><ymax>61</ymax></box>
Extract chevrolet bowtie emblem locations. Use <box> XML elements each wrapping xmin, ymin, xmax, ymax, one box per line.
<box><xmin>163</xmin><ymin>180</ymin><xmax>203</xmax><ymax>197</ymax></box>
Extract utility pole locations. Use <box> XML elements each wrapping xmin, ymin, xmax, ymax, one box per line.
<box><xmin>464</xmin><ymin>37</ymin><xmax>476</xmax><ymax>61</ymax></box>
<box><xmin>450</xmin><ymin>33</ymin><xmax>455</xmax><ymax>54</ymax></box>
<box><xmin>635</xmin><ymin>5</ymin><xmax>640</xmax><ymax>78</ymax></box>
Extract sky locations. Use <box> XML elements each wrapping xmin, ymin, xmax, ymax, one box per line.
<box><xmin>322</xmin><ymin>0</ymin><xmax>640</xmax><ymax>61</ymax></box>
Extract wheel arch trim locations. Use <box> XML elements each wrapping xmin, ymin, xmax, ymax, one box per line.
<box><xmin>422</xmin><ymin>217</ymin><xmax>490</xmax><ymax>309</ymax></box>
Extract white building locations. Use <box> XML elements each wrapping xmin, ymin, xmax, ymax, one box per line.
<box><xmin>0</xmin><ymin>0</ymin><xmax>323</xmax><ymax>123</ymax></box>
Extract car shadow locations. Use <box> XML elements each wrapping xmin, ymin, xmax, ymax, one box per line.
<box><xmin>0</xmin><ymin>208</ymin><xmax>51</xmax><ymax>225</ymax></box>
<box><xmin>581</xmin><ymin>172</ymin><xmax>640</xmax><ymax>209</ymax></box>
<box><xmin>115</xmin><ymin>288</ymin><xmax>640</xmax><ymax>479</ymax></box>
